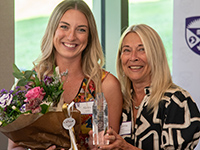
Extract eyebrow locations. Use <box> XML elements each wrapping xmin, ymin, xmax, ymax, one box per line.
<box><xmin>121</xmin><ymin>45</ymin><xmax>130</xmax><ymax>49</ymax></box>
<box><xmin>122</xmin><ymin>44</ymin><xmax>143</xmax><ymax>49</ymax></box>
<box><xmin>138</xmin><ymin>44</ymin><xmax>143</xmax><ymax>47</ymax></box>
<box><xmin>59</xmin><ymin>21</ymin><xmax>88</xmax><ymax>28</ymax></box>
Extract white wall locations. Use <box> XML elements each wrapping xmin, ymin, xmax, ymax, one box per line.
<box><xmin>0</xmin><ymin>0</ymin><xmax>14</xmax><ymax>149</ymax></box>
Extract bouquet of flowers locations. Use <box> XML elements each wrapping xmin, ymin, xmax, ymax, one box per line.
<box><xmin>0</xmin><ymin>64</ymin><xmax>81</xmax><ymax>149</ymax></box>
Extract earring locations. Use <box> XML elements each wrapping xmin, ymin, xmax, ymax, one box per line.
<box><xmin>123</xmin><ymin>72</ymin><xmax>125</xmax><ymax>77</ymax></box>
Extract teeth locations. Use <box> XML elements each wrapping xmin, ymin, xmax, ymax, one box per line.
<box><xmin>64</xmin><ymin>43</ymin><xmax>76</xmax><ymax>48</ymax></box>
<box><xmin>130</xmin><ymin>66</ymin><xmax>142</xmax><ymax>69</ymax></box>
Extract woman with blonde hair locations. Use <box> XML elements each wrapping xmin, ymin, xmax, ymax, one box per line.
<box><xmin>8</xmin><ymin>0</ymin><xmax>123</xmax><ymax>149</ymax></box>
<box><xmin>101</xmin><ymin>24</ymin><xmax>200</xmax><ymax>150</ymax></box>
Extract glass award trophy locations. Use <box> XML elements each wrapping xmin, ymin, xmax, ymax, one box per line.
<box><xmin>92</xmin><ymin>93</ymin><xmax>109</xmax><ymax>146</ymax></box>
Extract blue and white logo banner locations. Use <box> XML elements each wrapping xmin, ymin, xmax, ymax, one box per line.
<box><xmin>173</xmin><ymin>1</ymin><xmax>200</xmax><ymax>133</ymax></box>
<box><xmin>185</xmin><ymin>16</ymin><xmax>200</xmax><ymax>55</ymax></box>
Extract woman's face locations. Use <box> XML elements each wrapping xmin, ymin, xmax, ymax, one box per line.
<box><xmin>53</xmin><ymin>9</ymin><xmax>89</xmax><ymax>60</ymax></box>
<box><xmin>121</xmin><ymin>32</ymin><xmax>151</xmax><ymax>84</ymax></box>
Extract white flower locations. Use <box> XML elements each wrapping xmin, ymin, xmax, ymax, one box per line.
<box><xmin>0</xmin><ymin>121</ymin><xmax>2</xmax><ymax>126</ymax></box>
<box><xmin>12</xmin><ymin>106</ymin><xmax>16</xmax><ymax>110</ymax></box>
<box><xmin>0</xmin><ymin>93</ymin><xmax>13</xmax><ymax>108</ymax></box>
<box><xmin>55</xmin><ymin>66</ymin><xmax>60</xmax><ymax>76</ymax></box>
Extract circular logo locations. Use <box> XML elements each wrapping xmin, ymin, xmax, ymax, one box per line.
<box><xmin>62</xmin><ymin>118</ymin><xmax>76</xmax><ymax>130</ymax></box>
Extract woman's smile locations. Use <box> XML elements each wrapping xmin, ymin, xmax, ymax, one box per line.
<box><xmin>63</xmin><ymin>42</ymin><xmax>77</xmax><ymax>48</ymax></box>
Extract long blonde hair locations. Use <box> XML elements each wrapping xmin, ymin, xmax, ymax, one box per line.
<box><xmin>116</xmin><ymin>24</ymin><xmax>173</xmax><ymax>112</ymax></box>
<box><xmin>34</xmin><ymin>0</ymin><xmax>104</xmax><ymax>93</ymax></box>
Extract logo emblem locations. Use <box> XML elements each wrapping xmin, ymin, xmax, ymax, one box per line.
<box><xmin>185</xmin><ymin>16</ymin><xmax>200</xmax><ymax>55</ymax></box>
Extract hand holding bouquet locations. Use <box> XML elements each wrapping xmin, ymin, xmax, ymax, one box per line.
<box><xmin>0</xmin><ymin>65</ymin><xmax>81</xmax><ymax>149</ymax></box>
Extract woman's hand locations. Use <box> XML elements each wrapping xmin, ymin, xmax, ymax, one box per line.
<box><xmin>88</xmin><ymin>130</ymin><xmax>99</xmax><ymax>150</ymax></box>
<box><xmin>100</xmin><ymin>128</ymin><xmax>139</xmax><ymax>150</ymax></box>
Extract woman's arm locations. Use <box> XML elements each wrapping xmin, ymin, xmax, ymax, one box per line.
<box><xmin>102</xmin><ymin>73</ymin><xmax>123</xmax><ymax>133</ymax></box>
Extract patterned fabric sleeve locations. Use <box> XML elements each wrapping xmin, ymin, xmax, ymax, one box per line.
<box><xmin>161</xmin><ymin>89</ymin><xmax>200</xmax><ymax>149</ymax></box>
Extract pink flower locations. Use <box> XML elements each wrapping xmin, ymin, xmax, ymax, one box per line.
<box><xmin>24</xmin><ymin>87</ymin><xmax>46</xmax><ymax>113</ymax></box>
<box><xmin>25</xmin><ymin>87</ymin><xmax>45</xmax><ymax>102</ymax></box>
<box><xmin>25</xmin><ymin>98</ymin><xmax>42</xmax><ymax>113</ymax></box>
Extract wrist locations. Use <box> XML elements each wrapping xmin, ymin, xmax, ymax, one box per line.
<box><xmin>127</xmin><ymin>143</ymin><xmax>141</xmax><ymax>150</ymax></box>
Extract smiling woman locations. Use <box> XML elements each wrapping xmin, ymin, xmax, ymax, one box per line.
<box><xmin>15</xmin><ymin>0</ymin><xmax>93</xmax><ymax>70</ymax></box>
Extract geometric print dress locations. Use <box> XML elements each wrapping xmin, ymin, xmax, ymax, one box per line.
<box><xmin>120</xmin><ymin>87</ymin><xmax>200</xmax><ymax>150</ymax></box>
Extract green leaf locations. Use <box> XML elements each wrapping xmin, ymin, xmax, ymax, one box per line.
<box><xmin>34</xmin><ymin>76</ymin><xmax>40</xmax><ymax>86</ymax></box>
<box><xmin>12</xmin><ymin>64</ymin><xmax>25</xmax><ymax>79</ymax></box>
<box><xmin>13</xmin><ymin>64</ymin><xmax>21</xmax><ymax>74</ymax></box>
<box><xmin>54</xmin><ymin>90</ymin><xmax>64</xmax><ymax>97</ymax></box>
<box><xmin>12</xmin><ymin>72</ymin><xmax>24</xmax><ymax>79</ymax></box>
<box><xmin>40</xmin><ymin>104</ymin><xmax>49</xmax><ymax>114</ymax></box>
<box><xmin>58</xmin><ymin>82</ymin><xmax>64</xmax><ymax>91</ymax></box>
<box><xmin>53</xmin><ymin>65</ymin><xmax>56</xmax><ymax>76</ymax></box>
<box><xmin>17</xmin><ymin>78</ymin><xmax>28</xmax><ymax>86</ymax></box>
<box><xmin>24</xmin><ymin>70</ymin><xmax>33</xmax><ymax>79</ymax></box>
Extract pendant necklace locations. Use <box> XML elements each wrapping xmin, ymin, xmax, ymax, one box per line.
<box><xmin>132</xmin><ymin>89</ymin><xmax>141</xmax><ymax>110</ymax></box>
<box><xmin>60</xmin><ymin>69</ymin><xmax>69</xmax><ymax>83</ymax></box>
<box><xmin>60</xmin><ymin>69</ymin><xmax>68</xmax><ymax>77</ymax></box>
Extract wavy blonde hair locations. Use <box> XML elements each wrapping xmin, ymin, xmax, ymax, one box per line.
<box><xmin>34</xmin><ymin>0</ymin><xmax>104</xmax><ymax>93</ymax></box>
<box><xmin>116</xmin><ymin>24</ymin><xmax>173</xmax><ymax>112</ymax></box>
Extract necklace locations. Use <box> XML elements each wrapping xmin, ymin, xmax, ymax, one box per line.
<box><xmin>132</xmin><ymin>93</ymin><xmax>140</xmax><ymax>110</ymax></box>
<box><xmin>60</xmin><ymin>69</ymin><xmax>68</xmax><ymax>77</ymax></box>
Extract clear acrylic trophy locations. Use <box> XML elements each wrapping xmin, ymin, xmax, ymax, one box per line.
<box><xmin>92</xmin><ymin>93</ymin><xmax>109</xmax><ymax>146</ymax></box>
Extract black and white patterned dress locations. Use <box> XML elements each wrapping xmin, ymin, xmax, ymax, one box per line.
<box><xmin>119</xmin><ymin>87</ymin><xmax>200</xmax><ymax>150</ymax></box>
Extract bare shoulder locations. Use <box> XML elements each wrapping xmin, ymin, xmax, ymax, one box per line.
<box><xmin>102</xmin><ymin>73</ymin><xmax>121</xmax><ymax>89</ymax></box>
<box><xmin>101</xmin><ymin>73</ymin><xmax>123</xmax><ymax>133</ymax></box>
<box><xmin>102</xmin><ymin>73</ymin><xmax>122</xmax><ymax>102</ymax></box>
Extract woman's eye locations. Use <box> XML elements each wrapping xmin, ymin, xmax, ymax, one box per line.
<box><xmin>122</xmin><ymin>49</ymin><xmax>131</xmax><ymax>54</ymax></box>
<box><xmin>123</xmin><ymin>49</ymin><xmax>130</xmax><ymax>52</ymax></box>
<box><xmin>77</xmin><ymin>28</ymin><xmax>86</xmax><ymax>32</ymax></box>
<box><xmin>60</xmin><ymin>25</ymin><xmax>68</xmax><ymax>29</ymax></box>
<box><xmin>139</xmin><ymin>48</ymin><xmax>145</xmax><ymax>51</ymax></box>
